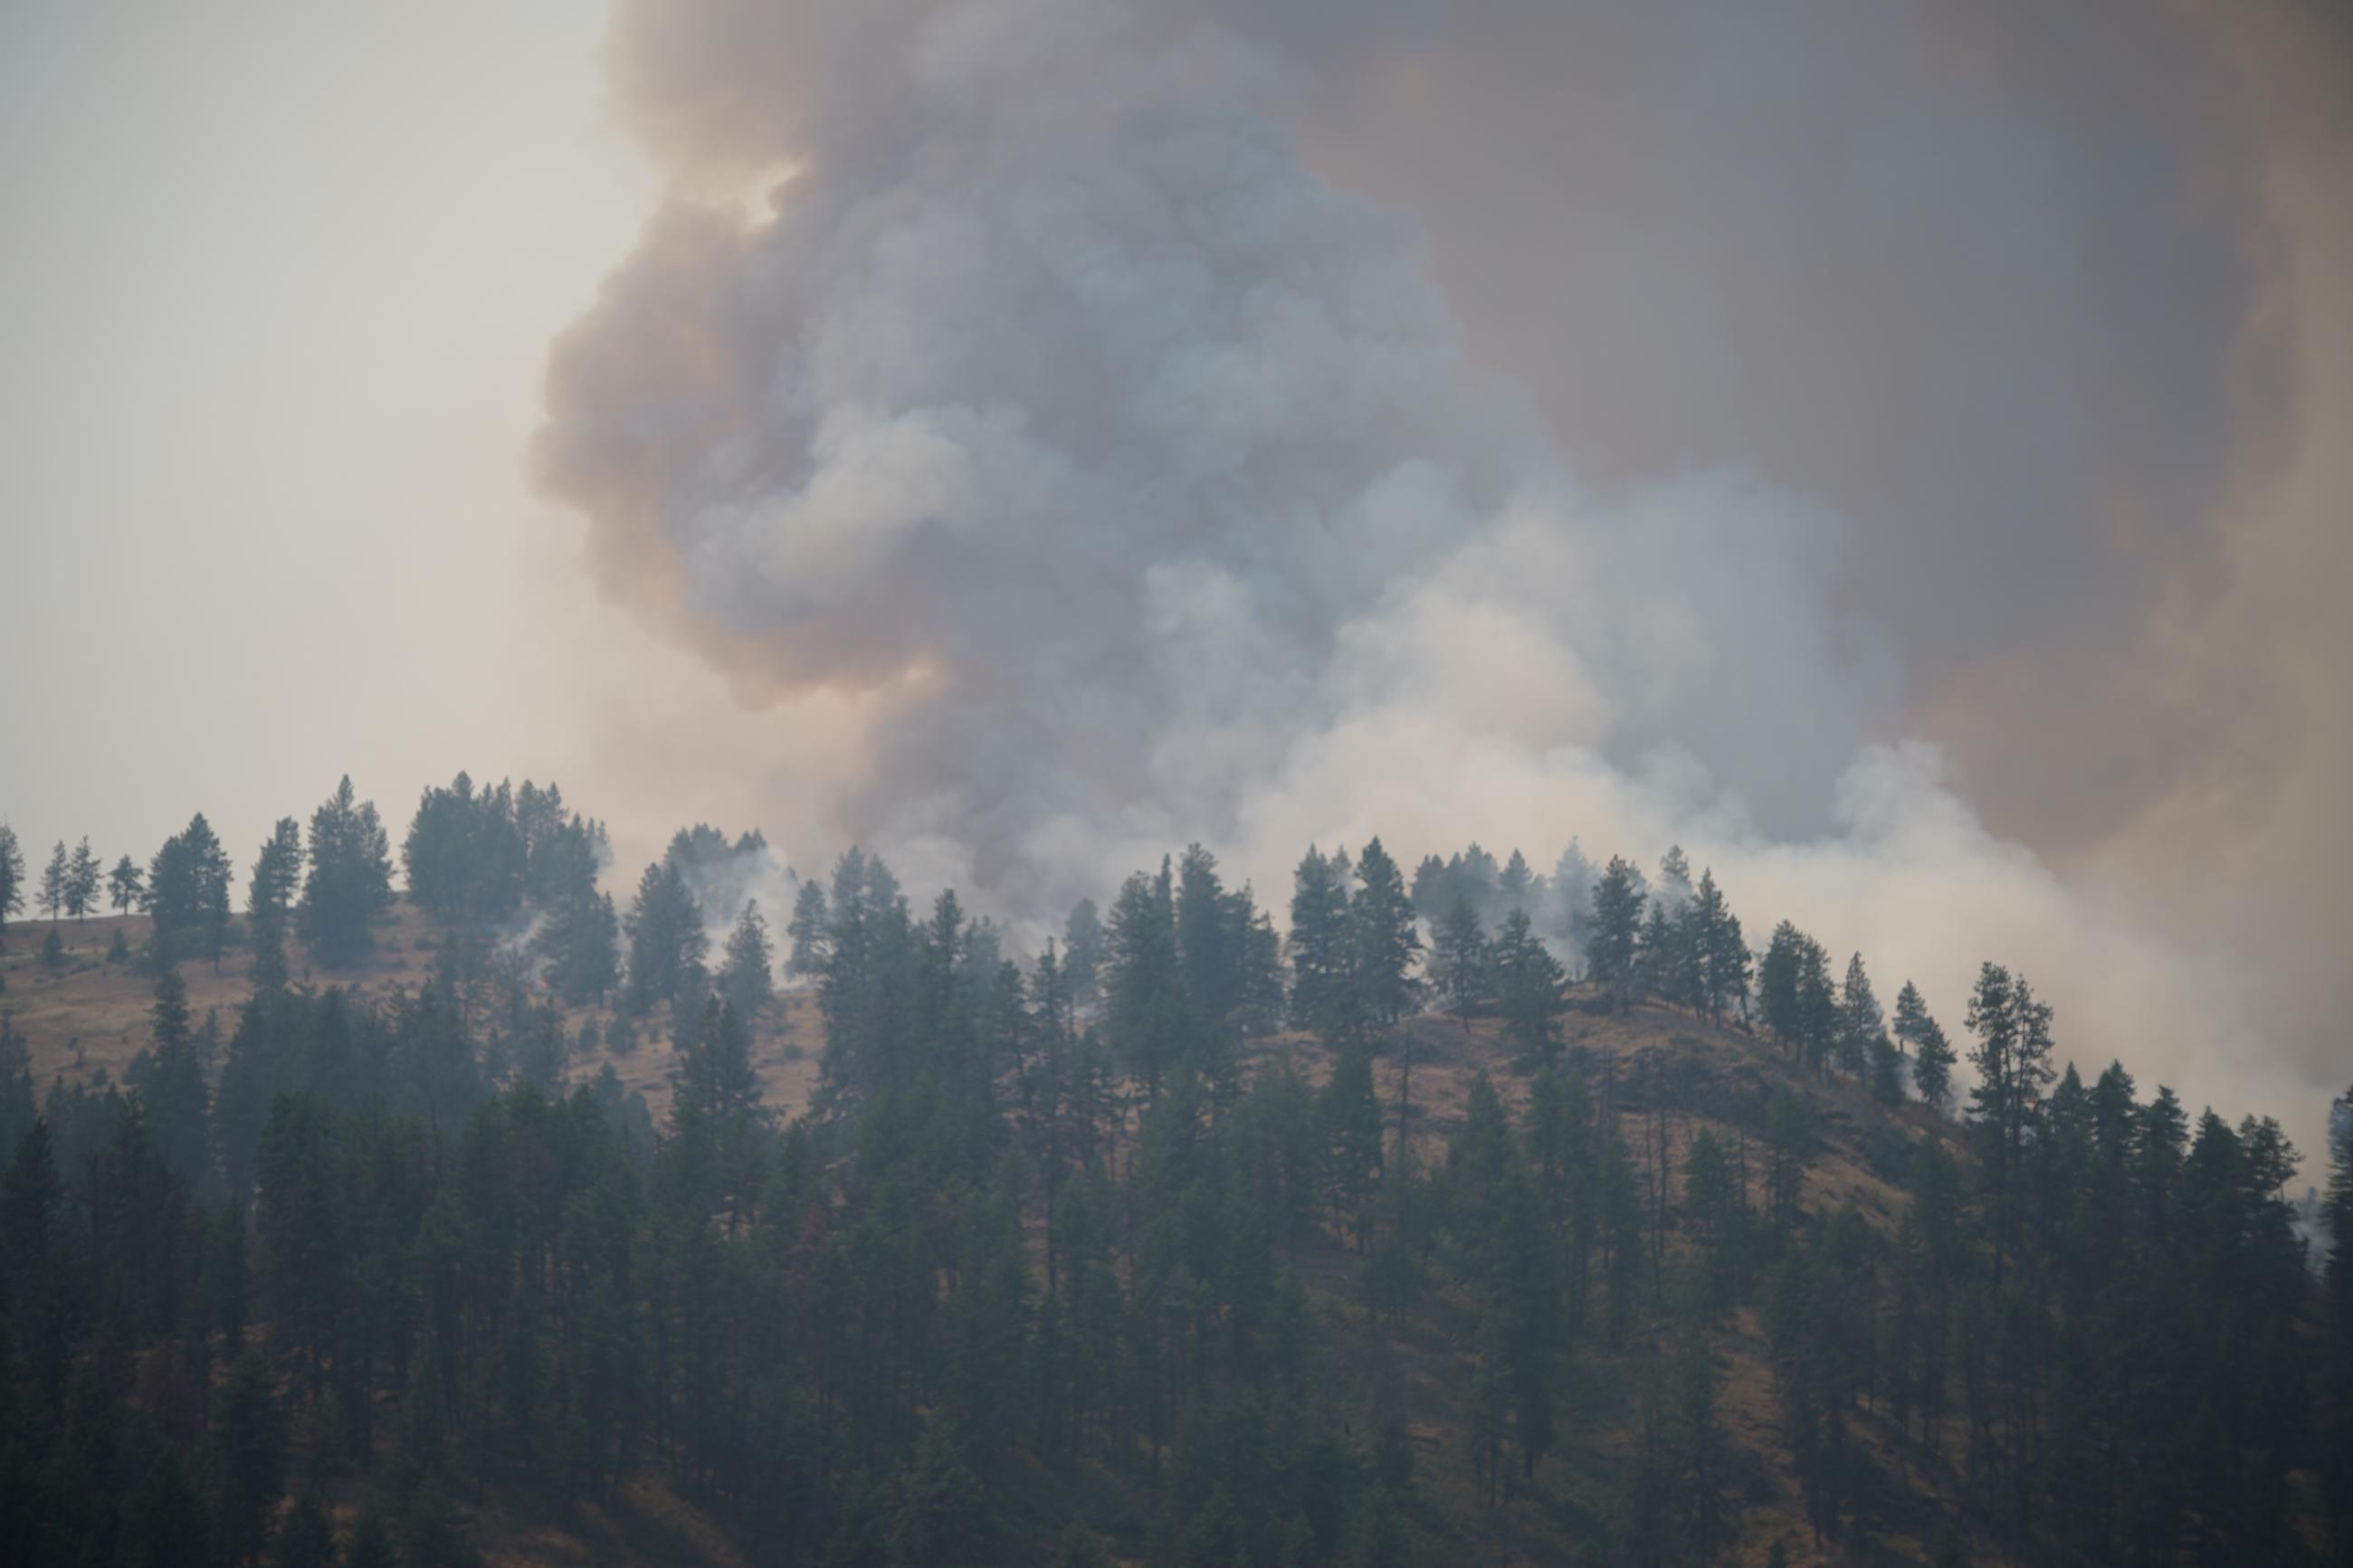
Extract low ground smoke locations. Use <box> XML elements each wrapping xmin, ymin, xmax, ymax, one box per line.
<box><xmin>541</xmin><ymin>0</ymin><xmax>2337</xmax><ymax>1153</ymax></box>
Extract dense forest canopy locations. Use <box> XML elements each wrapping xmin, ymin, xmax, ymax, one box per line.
<box><xmin>0</xmin><ymin>778</ymin><xmax>2345</xmax><ymax>1566</ymax></box>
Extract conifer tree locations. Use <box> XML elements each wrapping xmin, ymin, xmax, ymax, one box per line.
<box><xmin>623</xmin><ymin>860</ymin><xmax>707</xmax><ymax>1022</ymax></box>
<box><xmin>786</xmin><ymin>877</ymin><xmax>831</xmax><ymax>977</ymax></box>
<box><xmin>1287</xmin><ymin>847</ymin><xmax>1354</xmax><ymax>1042</ymax></box>
<box><xmin>1104</xmin><ymin>860</ymin><xmax>1185</xmax><ymax>1100</ymax></box>
<box><xmin>1491</xmin><ymin>908</ymin><xmax>1567</xmax><ymax>1067</ymax></box>
<box><xmin>1911</xmin><ymin>1014</ymin><xmax>1957</xmax><ymax>1114</ymax></box>
<box><xmin>1061</xmin><ymin>897</ymin><xmax>1102</xmax><ymax>1006</ymax></box>
<box><xmin>107</xmin><ymin>852</ymin><xmax>142</xmax><ymax>917</ymax></box>
<box><xmin>719</xmin><ymin>899</ymin><xmax>776</xmax><ymax>1028</ymax></box>
<box><xmin>39</xmin><ymin>840</ymin><xmax>67</xmax><ymax>923</ymax></box>
<box><xmin>1322</xmin><ymin>1045</ymin><xmax>1385</xmax><ymax>1249</ymax></box>
<box><xmin>63</xmin><ymin>838</ymin><xmax>100</xmax><ymax>920</ymax></box>
<box><xmin>1964</xmin><ymin>963</ymin><xmax>2053</xmax><ymax>1284</ymax></box>
<box><xmin>0</xmin><ymin>824</ymin><xmax>23</xmax><ymax>950</ymax></box>
<box><xmin>1427</xmin><ymin>894</ymin><xmax>1487</xmax><ymax>1024</ymax></box>
<box><xmin>1498</xmin><ymin>849</ymin><xmax>1535</xmax><ymax>915</ymax></box>
<box><xmin>300</xmin><ymin>777</ymin><xmax>395</xmax><ymax>967</ymax></box>
<box><xmin>1836</xmin><ymin>953</ymin><xmax>1884</xmax><ymax>1079</ymax></box>
<box><xmin>1589</xmin><ymin>855</ymin><xmax>1647</xmax><ymax>998</ymax></box>
<box><xmin>1348</xmin><ymin>838</ymin><xmax>1422</xmax><ymax>1036</ymax></box>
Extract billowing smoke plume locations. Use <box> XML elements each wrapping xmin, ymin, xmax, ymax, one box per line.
<box><xmin>540</xmin><ymin>0</ymin><xmax>2350</xmax><ymax>1153</ymax></box>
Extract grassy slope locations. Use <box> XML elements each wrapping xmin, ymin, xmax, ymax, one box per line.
<box><xmin>1</xmin><ymin>910</ymin><xmax>1961</xmax><ymax>1566</ymax></box>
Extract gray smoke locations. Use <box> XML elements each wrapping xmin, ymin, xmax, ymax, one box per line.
<box><xmin>539</xmin><ymin>0</ymin><xmax>2351</xmax><ymax>1155</ymax></box>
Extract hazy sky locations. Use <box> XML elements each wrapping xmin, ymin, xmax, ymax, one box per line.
<box><xmin>0</xmin><ymin>0</ymin><xmax>665</xmax><ymax>864</ymax></box>
<box><xmin>3</xmin><ymin>1</ymin><xmax>2346</xmax><ymax>1151</ymax></box>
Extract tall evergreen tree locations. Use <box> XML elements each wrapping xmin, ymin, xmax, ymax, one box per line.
<box><xmin>63</xmin><ymin>838</ymin><xmax>100</xmax><ymax>920</ymax></box>
<box><xmin>38</xmin><ymin>841</ymin><xmax>67</xmax><ymax>923</ymax></box>
<box><xmin>623</xmin><ymin>860</ymin><xmax>707</xmax><ymax>1022</ymax></box>
<box><xmin>0</xmin><ymin>823</ymin><xmax>23</xmax><ymax>950</ymax></box>
<box><xmin>1963</xmin><ymin>963</ymin><xmax>2053</xmax><ymax>1284</ymax></box>
<box><xmin>107</xmin><ymin>852</ymin><xmax>143</xmax><ymax>917</ymax></box>
<box><xmin>786</xmin><ymin>877</ymin><xmax>831</xmax><ymax>978</ymax></box>
<box><xmin>1348</xmin><ymin>838</ymin><xmax>1422</xmax><ymax>1038</ymax></box>
<box><xmin>1836</xmin><ymin>953</ymin><xmax>1884</xmax><ymax>1080</ymax></box>
<box><xmin>1286</xmin><ymin>847</ymin><xmax>1354</xmax><ymax>1043</ymax></box>
<box><xmin>1061</xmin><ymin>897</ymin><xmax>1103</xmax><ymax>1007</ymax></box>
<box><xmin>718</xmin><ymin>900</ymin><xmax>776</xmax><ymax>1029</ymax></box>
<box><xmin>1491</xmin><ymin>909</ymin><xmax>1566</xmax><ymax>1067</ymax></box>
<box><xmin>300</xmin><ymin>777</ymin><xmax>394</xmax><ymax>967</ymax></box>
<box><xmin>1427</xmin><ymin>894</ymin><xmax>1487</xmax><ymax>1024</ymax></box>
<box><xmin>1589</xmin><ymin>855</ymin><xmax>1647</xmax><ymax>999</ymax></box>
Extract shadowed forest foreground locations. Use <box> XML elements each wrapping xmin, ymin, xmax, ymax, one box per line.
<box><xmin>0</xmin><ymin>775</ymin><xmax>2346</xmax><ymax>1566</ymax></box>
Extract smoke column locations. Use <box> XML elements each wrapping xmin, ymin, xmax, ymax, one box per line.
<box><xmin>539</xmin><ymin>0</ymin><xmax>2350</xmax><ymax>1153</ymax></box>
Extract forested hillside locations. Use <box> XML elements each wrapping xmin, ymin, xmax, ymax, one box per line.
<box><xmin>0</xmin><ymin>778</ymin><xmax>2345</xmax><ymax>1567</ymax></box>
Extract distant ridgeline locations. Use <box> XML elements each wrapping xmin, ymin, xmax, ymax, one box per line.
<box><xmin>0</xmin><ymin>775</ymin><xmax>2346</xmax><ymax>1566</ymax></box>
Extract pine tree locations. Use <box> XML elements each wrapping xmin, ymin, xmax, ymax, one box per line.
<box><xmin>719</xmin><ymin>900</ymin><xmax>776</xmax><ymax>1028</ymax></box>
<box><xmin>1912</xmin><ymin>1017</ymin><xmax>1957</xmax><ymax>1115</ymax></box>
<box><xmin>0</xmin><ymin>824</ymin><xmax>24</xmax><ymax>951</ymax></box>
<box><xmin>39</xmin><ymin>841</ymin><xmax>67</xmax><ymax>923</ymax></box>
<box><xmin>1348</xmin><ymin>839</ymin><xmax>1422</xmax><ymax>1036</ymax></box>
<box><xmin>623</xmin><ymin>860</ymin><xmax>707</xmax><ymax>1022</ymax></box>
<box><xmin>1499</xmin><ymin>849</ymin><xmax>1536</xmax><ymax>914</ymax></box>
<box><xmin>1322</xmin><ymin>1045</ymin><xmax>1385</xmax><ymax>1249</ymax></box>
<box><xmin>1836</xmin><ymin>953</ymin><xmax>1884</xmax><ymax>1080</ymax></box>
<box><xmin>300</xmin><ymin>777</ymin><xmax>394</xmax><ymax>967</ymax></box>
<box><xmin>64</xmin><ymin>838</ymin><xmax>101</xmax><ymax>920</ymax></box>
<box><xmin>2322</xmin><ymin>1084</ymin><xmax>2353</xmax><ymax>1563</ymax></box>
<box><xmin>1491</xmin><ymin>908</ymin><xmax>1567</xmax><ymax>1067</ymax></box>
<box><xmin>1287</xmin><ymin>847</ymin><xmax>1355</xmax><ymax>1043</ymax></box>
<box><xmin>1687</xmin><ymin>870</ymin><xmax>1735</xmax><ymax>1022</ymax></box>
<box><xmin>1964</xmin><ymin>963</ymin><xmax>2053</xmax><ymax>1284</ymax></box>
<box><xmin>1104</xmin><ymin>860</ymin><xmax>1185</xmax><ymax>1100</ymax></box>
<box><xmin>1061</xmin><ymin>897</ymin><xmax>1102</xmax><ymax>1007</ymax></box>
<box><xmin>108</xmin><ymin>852</ymin><xmax>143</xmax><ymax>917</ymax></box>
<box><xmin>1427</xmin><ymin>894</ymin><xmax>1487</xmax><ymax>1023</ymax></box>
<box><xmin>1589</xmin><ymin>855</ymin><xmax>1647</xmax><ymax>998</ymax></box>
<box><xmin>786</xmin><ymin>877</ymin><xmax>831</xmax><ymax>978</ymax></box>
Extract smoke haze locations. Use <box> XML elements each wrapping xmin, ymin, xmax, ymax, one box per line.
<box><xmin>538</xmin><ymin>0</ymin><xmax>2350</xmax><ymax>1153</ymax></box>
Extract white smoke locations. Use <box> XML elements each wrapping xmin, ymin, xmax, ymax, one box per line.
<box><xmin>538</xmin><ymin>0</ymin><xmax>2334</xmax><ymax>1155</ymax></box>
